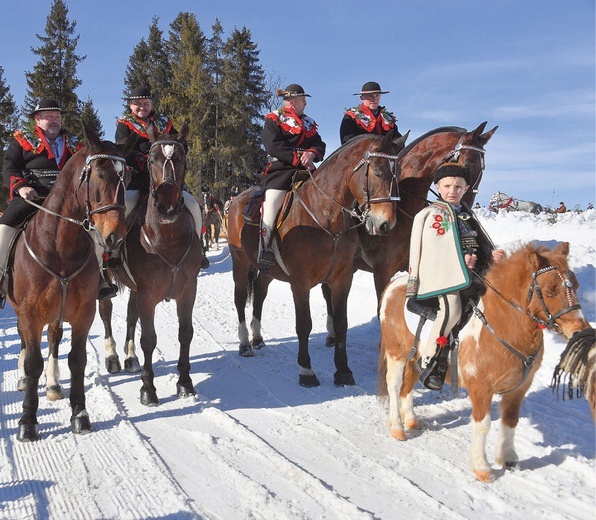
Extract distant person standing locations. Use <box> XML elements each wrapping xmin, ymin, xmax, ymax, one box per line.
<box><xmin>587</xmin><ymin>202</ymin><xmax>593</xmax><ymax>210</ymax></box>
<box><xmin>339</xmin><ymin>81</ymin><xmax>401</xmax><ymax>145</ymax></box>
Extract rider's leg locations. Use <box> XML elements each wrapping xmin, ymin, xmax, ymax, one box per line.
<box><xmin>418</xmin><ymin>292</ymin><xmax>462</xmax><ymax>390</ymax></box>
<box><xmin>125</xmin><ymin>189</ymin><xmax>140</xmax><ymax>219</ymax></box>
<box><xmin>0</xmin><ymin>224</ymin><xmax>18</xmax><ymax>305</ymax></box>
<box><xmin>258</xmin><ymin>189</ymin><xmax>286</xmax><ymax>271</ymax></box>
<box><xmin>181</xmin><ymin>191</ymin><xmax>203</xmax><ymax>240</ymax></box>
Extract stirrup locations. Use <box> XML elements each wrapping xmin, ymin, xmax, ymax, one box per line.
<box><xmin>98</xmin><ymin>278</ymin><xmax>118</xmax><ymax>301</ymax></box>
<box><xmin>418</xmin><ymin>348</ymin><xmax>449</xmax><ymax>391</ymax></box>
<box><xmin>258</xmin><ymin>247</ymin><xmax>275</xmax><ymax>272</ymax></box>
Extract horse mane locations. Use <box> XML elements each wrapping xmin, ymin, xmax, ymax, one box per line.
<box><xmin>398</xmin><ymin>126</ymin><xmax>466</xmax><ymax>159</ymax></box>
<box><xmin>324</xmin><ymin>133</ymin><xmax>382</xmax><ymax>163</ymax></box>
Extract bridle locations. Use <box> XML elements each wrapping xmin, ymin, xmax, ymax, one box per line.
<box><xmin>471</xmin><ymin>264</ymin><xmax>582</xmax><ymax>393</ymax></box>
<box><xmin>352</xmin><ymin>149</ymin><xmax>402</xmax><ymax>214</ymax></box>
<box><xmin>147</xmin><ymin>139</ymin><xmax>186</xmax><ymax>213</ymax></box>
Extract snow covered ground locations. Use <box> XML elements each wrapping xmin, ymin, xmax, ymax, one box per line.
<box><xmin>0</xmin><ymin>209</ymin><xmax>594</xmax><ymax>519</ymax></box>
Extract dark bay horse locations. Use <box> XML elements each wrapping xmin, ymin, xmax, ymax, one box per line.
<box><xmin>202</xmin><ymin>192</ymin><xmax>224</xmax><ymax>250</ymax></box>
<box><xmin>99</xmin><ymin>122</ymin><xmax>203</xmax><ymax>406</ymax></box>
<box><xmin>228</xmin><ymin>131</ymin><xmax>408</xmax><ymax>387</ymax></box>
<box><xmin>9</xmin><ymin>125</ymin><xmax>132</xmax><ymax>441</ymax></box>
<box><xmin>378</xmin><ymin>242</ymin><xmax>591</xmax><ymax>481</ymax></box>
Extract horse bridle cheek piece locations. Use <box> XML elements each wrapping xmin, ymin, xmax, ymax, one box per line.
<box><xmin>148</xmin><ymin>141</ymin><xmax>186</xmax><ymax>213</ymax></box>
<box><xmin>353</xmin><ymin>149</ymin><xmax>401</xmax><ymax>215</ymax></box>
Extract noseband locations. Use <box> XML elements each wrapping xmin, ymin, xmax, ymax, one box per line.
<box><xmin>148</xmin><ymin>140</ymin><xmax>186</xmax><ymax>212</ymax></box>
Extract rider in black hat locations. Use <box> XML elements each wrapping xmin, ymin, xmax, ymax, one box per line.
<box><xmin>257</xmin><ymin>83</ymin><xmax>326</xmax><ymax>272</ymax></box>
<box><xmin>0</xmin><ymin>99</ymin><xmax>87</xmax><ymax>305</ymax></box>
<box><xmin>340</xmin><ymin>81</ymin><xmax>401</xmax><ymax>145</ymax></box>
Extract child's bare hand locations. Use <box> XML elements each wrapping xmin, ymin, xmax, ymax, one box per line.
<box><xmin>465</xmin><ymin>253</ymin><xmax>477</xmax><ymax>269</ymax></box>
<box><xmin>492</xmin><ymin>249</ymin><xmax>506</xmax><ymax>263</ymax></box>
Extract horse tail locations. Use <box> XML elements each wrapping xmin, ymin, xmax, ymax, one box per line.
<box><xmin>551</xmin><ymin>328</ymin><xmax>595</xmax><ymax>415</ymax></box>
<box><xmin>246</xmin><ymin>265</ymin><xmax>258</xmax><ymax>305</ymax></box>
<box><xmin>378</xmin><ymin>336</ymin><xmax>389</xmax><ymax>397</ymax></box>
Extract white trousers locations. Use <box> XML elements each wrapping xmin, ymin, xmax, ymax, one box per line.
<box><xmin>419</xmin><ymin>292</ymin><xmax>462</xmax><ymax>368</ymax></box>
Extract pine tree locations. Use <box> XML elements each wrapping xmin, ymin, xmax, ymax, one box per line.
<box><xmin>24</xmin><ymin>0</ymin><xmax>85</xmax><ymax>135</ymax></box>
<box><xmin>0</xmin><ymin>67</ymin><xmax>18</xmax><ymax>211</ymax></box>
<box><xmin>123</xmin><ymin>38</ymin><xmax>151</xmax><ymax>104</ymax></box>
<box><xmin>78</xmin><ymin>97</ymin><xmax>104</xmax><ymax>139</ymax></box>
<box><xmin>218</xmin><ymin>27</ymin><xmax>267</xmax><ymax>194</ymax></box>
<box><xmin>162</xmin><ymin>12</ymin><xmax>211</xmax><ymax>195</ymax></box>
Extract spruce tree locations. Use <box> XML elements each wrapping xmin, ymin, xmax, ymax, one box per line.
<box><xmin>24</xmin><ymin>0</ymin><xmax>85</xmax><ymax>135</ymax></box>
<box><xmin>123</xmin><ymin>38</ymin><xmax>151</xmax><ymax>105</ymax></box>
<box><xmin>163</xmin><ymin>12</ymin><xmax>211</xmax><ymax>195</ymax></box>
<box><xmin>0</xmin><ymin>67</ymin><xmax>18</xmax><ymax>211</ymax></box>
<box><xmin>219</xmin><ymin>27</ymin><xmax>267</xmax><ymax>194</ymax></box>
<box><xmin>78</xmin><ymin>97</ymin><xmax>104</xmax><ymax>139</ymax></box>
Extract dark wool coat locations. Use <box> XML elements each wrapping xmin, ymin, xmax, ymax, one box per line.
<box><xmin>339</xmin><ymin>104</ymin><xmax>400</xmax><ymax>145</ymax></box>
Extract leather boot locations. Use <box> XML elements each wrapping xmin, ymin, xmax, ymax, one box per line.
<box><xmin>0</xmin><ymin>224</ymin><xmax>18</xmax><ymax>308</ymax></box>
<box><xmin>419</xmin><ymin>337</ymin><xmax>450</xmax><ymax>391</ymax></box>
<box><xmin>95</xmin><ymin>242</ymin><xmax>118</xmax><ymax>301</ymax></box>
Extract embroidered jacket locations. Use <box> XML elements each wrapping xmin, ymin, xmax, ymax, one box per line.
<box><xmin>2</xmin><ymin>126</ymin><xmax>78</xmax><ymax>199</ymax></box>
<box><xmin>339</xmin><ymin>104</ymin><xmax>399</xmax><ymax>145</ymax></box>
<box><xmin>261</xmin><ymin>107</ymin><xmax>326</xmax><ymax>174</ymax></box>
<box><xmin>406</xmin><ymin>200</ymin><xmax>493</xmax><ymax>299</ymax></box>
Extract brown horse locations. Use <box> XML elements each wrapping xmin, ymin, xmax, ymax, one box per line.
<box><xmin>9</xmin><ymin>125</ymin><xmax>132</xmax><ymax>441</ymax></box>
<box><xmin>228</xmin><ymin>131</ymin><xmax>407</xmax><ymax>387</ymax></box>
<box><xmin>378</xmin><ymin>242</ymin><xmax>591</xmax><ymax>481</ymax></box>
<box><xmin>99</xmin><ymin>122</ymin><xmax>203</xmax><ymax>406</ymax></box>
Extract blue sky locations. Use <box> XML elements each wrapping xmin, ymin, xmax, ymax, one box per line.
<box><xmin>1</xmin><ymin>0</ymin><xmax>594</xmax><ymax>208</ymax></box>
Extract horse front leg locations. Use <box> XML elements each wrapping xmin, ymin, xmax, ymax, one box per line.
<box><xmin>124</xmin><ymin>291</ymin><xmax>141</xmax><ymax>373</ymax></box>
<box><xmin>46</xmin><ymin>321</ymin><xmax>65</xmax><ymax>400</ymax></box>
<box><xmin>329</xmin><ymin>281</ymin><xmax>355</xmax><ymax>386</ymax></box>
<box><xmin>68</xmin><ymin>319</ymin><xmax>93</xmax><ymax>435</ymax></box>
<box><xmin>137</xmin><ymin>297</ymin><xmax>159</xmax><ymax>406</ymax></box>
<box><xmin>250</xmin><ymin>272</ymin><xmax>273</xmax><ymax>350</ymax></box>
<box><xmin>495</xmin><ymin>389</ymin><xmax>527</xmax><ymax>470</ymax></box>
<box><xmin>17</xmin><ymin>326</ymin><xmax>44</xmax><ymax>441</ymax></box>
<box><xmin>98</xmin><ymin>299</ymin><xmax>121</xmax><ymax>374</ymax></box>
<box><xmin>232</xmin><ymin>251</ymin><xmax>253</xmax><ymax>357</ymax></box>
<box><xmin>468</xmin><ymin>389</ymin><xmax>495</xmax><ymax>482</ymax></box>
<box><xmin>292</xmin><ymin>286</ymin><xmax>317</xmax><ymax>387</ymax></box>
<box><xmin>175</xmin><ymin>286</ymin><xmax>197</xmax><ymax>398</ymax></box>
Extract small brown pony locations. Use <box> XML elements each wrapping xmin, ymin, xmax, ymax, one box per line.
<box><xmin>378</xmin><ymin>242</ymin><xmax>591</xmax><ymax>481</ymax></box>
<box><xmin>228</xmin><ymin>131</ymin><xmax>407</xmax><ymax>387</ymax></box>
<box><xmin>99</xmin><ymin>122</ymin><xmax>203</xmax><ymax>406</ymax></box>
<box><xmin>9</xmin><ymin>125</ymin><xmax>132</xmax><ymax>441</ymax></box>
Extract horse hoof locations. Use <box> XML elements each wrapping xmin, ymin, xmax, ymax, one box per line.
<box><xmin>334</xmin><ymin>372</ymin><xmax>356</xmax><ymax>386</ymax></box>
<box><xmin>325</xmin><ymin>336</ymin><xmax>335</xmax><ymax>348</ymax></box>
<box><xmin>140</xmin><ymin>388</ymin><xmax>159</xmax><ymax>407</ymax></box>
<box><xmin>17</xmin><ymin>423</ymin><xmax>39</xmax><ymax>442</ymax></box>
<box><xmin>46</xmin><ymin>385</ymin><xmax>65</xmax><ymax>401</ymax></box>
<box><xmin>177</xmin><ymin>383</ymin><xmax>196</xmax><ymax>398</ymax></box>
<box><xmin>474</xmin><ymin>469</ymin><xmax>495</xmax><ymax>482</ymax></box>
<box><xmin>17</xmin><ymin>377</ymin><xmax>26</xmax><ymax>392</ymax></box>
<box><xmin>105</xmin><ymin>355</ymin><xmax>122</xmax><ymax>374</ymax></box>
<box><xmin>404</xmin><ymin>418</ymin><xmax>420</xmax><ymax>430</ymax></box>
<box><xmin>239</xmin><ymin>344</ymin><xmax>254</xmax><ymax>357</ymax></box>
<box><xmin>299</xmin><ymin>374</ymin><xmax>320</xmax><ymax>387</ymax></box>
<box><xmin>251</xmin><ymin>339</ymin><xmax>266</xmax><ymax>350</ymax></box>
<box><xmin>391</xmin><ymin>428</ymin><xmax>406</xmax><ymax>441</ymax></box>
<box><xmin>71</xmin><ymin>413</ymin><xmax>92</xmax><ymax>434</ymax></box>
<box><xmin>125</xmin><ymin>356</ymin><xmax>142</xmax><ymax>373</ymax></box>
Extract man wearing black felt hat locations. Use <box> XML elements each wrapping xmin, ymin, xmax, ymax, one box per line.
<box><xmin>340</xmin><ymin>81</ymin><xmax>401</xmax><ymax>145</ymax></box>
<box><xmin>0</xmin><ymin>99</ymin><xmax>81</xmax><ymax>306</ymax></box>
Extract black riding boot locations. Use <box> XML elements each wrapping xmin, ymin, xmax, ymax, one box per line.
<box><xmin>419</xmin><ymin>342</ymin><xmax>450</xmax><ymax>391</ymax></box>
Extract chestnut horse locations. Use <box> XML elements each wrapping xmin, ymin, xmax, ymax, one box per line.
<box><xmin>99</xmin><ymin>123</ymin><xmax>203</xmax><ymax>406</ymax></box>
<box><xmin>9</xmin><ymin>125</ymin><xmax>132</xmax><ymax>441</ymax></box>
<box><xmin>378</xmin><ymin>242</ymin><xmax>591</xmax><ymax>481</ymax></box>
<box><xmin>228</xmin><ymin>131</ymin><xmax>407</xmax><ymax>387</ymax></box>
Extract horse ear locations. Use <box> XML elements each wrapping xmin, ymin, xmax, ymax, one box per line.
<box><xmin>479</xmin><ymin>124</ymin><xmax>498</xmax><ymax>146</ymax></box>
<box><xmin>471</xmin><ymin>122</ymin><xmax>488</xmax><ymax>139</ymax></box>
<box><xmin>82</xmin><ymin>122</ymin><xmax>101</xmax><ymax>151</ymax></box>
<box><xmin>554</xmin><ymin>241</ymin><xmax>570</xmax><ymax>257</ymax></box>
<box><xmin>147</xmin><ymin>122</ymin><xmax>159</xmax><ymax>143</ymax></box>
<box><xmin>178</xmin><ymin>121</ymin><xmax>189</xmax><ymax>142</ymax></box>
<box><xmin>393</xmin><ymin>130</ymin><xmax>409</xmax><ymax>152</ymax></box>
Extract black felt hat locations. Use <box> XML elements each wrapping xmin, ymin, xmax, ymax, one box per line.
<box><xmin>433</xmin><ymin>162</ymin><xmax>471</xmax><ymax>185</ymax></box>
<box><xmin>29</xmin><ymin>99</ymin><xmax>62</xmax><ymax>118</ymax></box>
<box><xmin>276</xmin><ymin>84</ymin><xmax>311</xmax><ymax>99</ymax></box>
<box><xmin>354</xmin><ymin>81</ymin><xmax>389</xmax><ymax>95</ymax></box>
<box><xmin>124</xmin><ymin>87</ymin><xmax>153</xmax><ymax>100</ymax></box>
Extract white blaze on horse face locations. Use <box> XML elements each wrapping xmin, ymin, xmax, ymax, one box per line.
<box><xmin>162</xmin><ymin>144</ymin><xmax>175</xmax><ymax>160</ymax></box>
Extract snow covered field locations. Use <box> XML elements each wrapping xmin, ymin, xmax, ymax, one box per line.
<box><xmin>0</xmin><ymin>209</ymin><xmax>594</xmax><ymax>519</ymax></box>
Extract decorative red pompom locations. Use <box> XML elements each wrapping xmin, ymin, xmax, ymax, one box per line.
<box><xmin>436</xmin><ymin>335</ymin><xmax>449</xmax><ymax>347</ymax></box>
<box><xmin>102</xmin><ymin>252</ymin><xmax>110</xmax><ymax>262</ymax></box>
